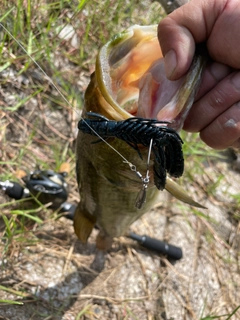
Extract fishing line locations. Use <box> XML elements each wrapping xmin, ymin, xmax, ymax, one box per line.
<box><xmin>135</xmin><ymin>138</ymin><xmax>153</xmax><ymax>209</ymax></box>
<box><xmin>0</xmin><ymin>22</ymin><xmax>149</xmax><ymax>179</ymax></box>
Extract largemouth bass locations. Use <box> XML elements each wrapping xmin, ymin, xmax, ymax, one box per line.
<box><xmin>74</xmin><ymin>24</ymin><xmax>206</xmax><ymax>249</ymax></box>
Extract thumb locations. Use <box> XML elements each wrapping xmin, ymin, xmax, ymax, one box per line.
<box><xmin>158</xmin><ymin>0</ymin><xmax>226</xmax><ymax>80</ymax></box>
<box><xmin>158</xmin><ymin>18</ymin><xmax>195</xmax><ymax>80</ymax></box>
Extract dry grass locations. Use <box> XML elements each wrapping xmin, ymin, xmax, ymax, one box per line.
<box><xmin>0</xmin><ymin>1</ymin><xmax>240</xmax><ymax>319</ymax></box>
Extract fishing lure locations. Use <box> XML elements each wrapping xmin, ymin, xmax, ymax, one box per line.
<box><xmin>78</xmin><ymin>112</ymin><xmax>184</xmax><ymax>191</ymax></box>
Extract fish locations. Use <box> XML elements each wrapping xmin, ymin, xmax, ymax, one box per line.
<box><xmin>74</xmin><ymin>24</ymin><xmax>206</xmax><ymax>250</ymax></box>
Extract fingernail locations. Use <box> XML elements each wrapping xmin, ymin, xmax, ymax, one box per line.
<box><xmin>164</xmin><ymin>49</ymin><xmax>177</xmax><ymax>79</ymax></box>
<box><xmin>209</xmin><ymin>62</ymin><xmax>231</xmax><ymax>82</ymax></box>
<box><xmin>230</xmin><ymin>72</ymin><xmax>240</xmax><ymax>90</ymax></box>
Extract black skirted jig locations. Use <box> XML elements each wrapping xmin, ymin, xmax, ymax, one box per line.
<box><xmin>78</xmin><ymin>112</ymin><xmax>184</xmax><ymax>195</ymax></box>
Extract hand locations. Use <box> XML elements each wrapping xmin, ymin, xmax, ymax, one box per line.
<box><xmin>158</xmin><ymin>0</ymin><xmax>240</xmax><ymax>149</ymax></box>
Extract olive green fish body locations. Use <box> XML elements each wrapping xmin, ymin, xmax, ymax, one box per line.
<box><xmin>76</xmin><ymin>124</ymin><xmax>158</xmax><ymax>240</ymax></box>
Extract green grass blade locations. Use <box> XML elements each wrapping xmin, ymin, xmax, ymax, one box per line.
<box><xmin>0</xmin><ymin>7</ymin><xmax>14</xmax><ymax>22</ymax></box>
<box><xmin>0</xmin><ymin>285</ymin><xmax>28</xmax><ymax>298</ymax></box>
<box><xmin>0</xmin><ymin>300</ymin><xmax>24</xmax><ymax>305</ymax></box>
<box><xmin>10</xmin><ymin>210</ymin><xmax>43</xmax><ymax>223</ymax></box>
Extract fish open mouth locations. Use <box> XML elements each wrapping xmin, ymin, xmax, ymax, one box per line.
<box><xmin>95</xmin><ymin>25</ymin><xmax>204</xmax><ymax>131</ymax></box>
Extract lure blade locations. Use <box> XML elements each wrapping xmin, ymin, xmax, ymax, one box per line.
<box><xmin>135</xmin><ymin>185</ymin><xmax>147</xmax><ymax>209</ymax></box>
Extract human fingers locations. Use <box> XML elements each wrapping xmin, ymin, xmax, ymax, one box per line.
<box><xmin>200</xmin><ymin>101</ymin><xmax>240</xmax><ymax>149</ymax></box>
<box><xmin>195</xmin><ymin>62</ymin><xmax>231</xmax><ymax>100</ymax></box>
<box><xmin>158</xmin><ymin>0</ymin><xmax>227</xmax><ymax>80</ymax></box>
<box><xmin>183</xmin><ymin>71</ymin><xmax>240</xmax><ymax>147</ymax></box>
<box><xmin>207</xmin><ymin>0</ymin><xmax>240</xmax><ymax>70</ymax></box>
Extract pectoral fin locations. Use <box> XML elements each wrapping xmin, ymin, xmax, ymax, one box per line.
<box><xmin>165</xmin><ymin>177</ymin><xmax>206</xmax><ymax>209</ymax></box>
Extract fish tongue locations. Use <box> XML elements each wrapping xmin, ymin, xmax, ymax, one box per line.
<box><xmin>137</xmin><ymin>57</ymin><xmax>184</xmax><ymax>122</ymax></box>
<box><xmin>137</xmin><ymin>53</ymin><xmax>205</xmax><ymax>131</ymax></box>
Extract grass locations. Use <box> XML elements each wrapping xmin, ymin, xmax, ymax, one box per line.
<box><xmin>0</xmin><ymin>1</ymin><xmax>240</xmax><ymax>319</ymax></box>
